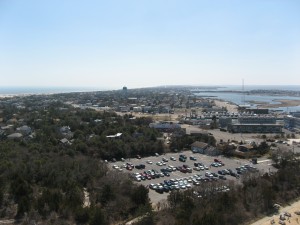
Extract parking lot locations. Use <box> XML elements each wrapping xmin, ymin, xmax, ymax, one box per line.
<box><xmin>109</xmin><ymin>151</ymin><xmax>276</xmax><ymax>204</ymax></box>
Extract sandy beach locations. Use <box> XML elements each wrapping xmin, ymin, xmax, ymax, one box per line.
<box><xmin>214</xmin><ymin>99</ymin><xmax>239</xmax><ymax>113</ymax></box>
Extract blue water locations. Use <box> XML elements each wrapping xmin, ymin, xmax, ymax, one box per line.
<box><xmin>0</xmin><ymin>86</ymin><xmax>110</xmax><ymax>95</ymax></box>
<box><xmin>193</xmin><ymin>85</ymin><xmax>300</xmax><ymax>92</ymax></box>
<box><xmin>194</xmin><ymin>85</ymin><xmax>300</xmax><ymax>112</ymax></box>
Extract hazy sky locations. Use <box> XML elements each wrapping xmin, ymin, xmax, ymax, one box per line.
<box><xmin>0</xmin><ymin>0</ymin><xmax>299</xmax><ymax>89</ymax></box>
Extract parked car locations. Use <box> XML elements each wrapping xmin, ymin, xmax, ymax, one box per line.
<box><xmin>170</xmin><ymin>156</ymin><xmax>176</xmax><ymax>161</ymax></box>
<box><xmin>211</xmin><ymin>162</ymin><xmax>219</xmax><ymax>167</ymax></box>
<box><xmin>179</xmin><ymin>157</ymin><xmax>186</xmax><ymax>162</ymax></box>
<box><xmin>135</xmin><ymin>164</ymin><xmax>145</xmax><ymax>169</ymax></box>
<box><xmin>156</xmin><ymin>162</ymin><xmax>163</xmax><ymax>166</ymax></box>
<box><xmin>179</xmin><ymin>154</ymin><xmax>187</xmax><ymax>159</ymax></box>
<box><xmin>219</xmin><ymin>175</ymin><xmax>226</xmax><ymax>180</ymax></box>
<box><xmin>190</xmin><ymin>156</ymin><xmax>197</xmax><ymax>161</ymax></box>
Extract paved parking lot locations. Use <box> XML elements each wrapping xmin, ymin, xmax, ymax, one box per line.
<box><xmin>109</xmin><ymin>151</ymin><xmax>276</xmax><ymax>204</ymax></box>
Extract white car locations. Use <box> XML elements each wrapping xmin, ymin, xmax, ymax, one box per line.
<box><xmin>170</xmin><ymin>157</ymin><xmax>176</xmax><ymax>161</ymax></box>
<box><xmin>112</xmin><ymin>165</ymin><xmax>119</xmax><ymax>169</ymax></box>
<box><xmin>135</xmin><ymin>176</ymin><xmax>141</xmax><ymax>182</ymax></box>
<box><xmin>199</xmin><ymin>166</ymin><xmax>205</xmax><ymax>170</ymax></box>
<box><xmin>146</xmin><ymin>160</ymin><xmax>153</xmax><ymax>164</ymax></box>
<box><xmin>162</xmin><ymin>157</ymin><xmax>168</xmax><ymax>162</ymax></box>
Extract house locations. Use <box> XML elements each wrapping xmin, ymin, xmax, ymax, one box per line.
<box><xmin>60</xmin><ymin>126</ymin><xmax>71</xmax><ymax>134</ymax></box>
<box><xmin>7</xmin><ymin>133</ymin><xmax>23</xmax><ymax>139</ymax></box>
<box><xmin>204</xmin><ymin>146</ymin><xmax>220</xmax><ymax>156</ymax></box>
<box><xmin>133</xmin><ymin>106</ymin><xmax>142</xmax><ymax>112</ymax></box>
<box><xmin>1</xmin><ymin>125</ymin><xmax>14</xmax><ymax>133</ymax></box>
<box><xmin>187</xmin><ymin>130</ymin><xmax>209</xmax><ymax>136</ymax></box>
<box><xmin>17</xmin><ymin>125</ymin><xmax>32</xmax><ymax>135</ymax></box>
<box><xmin>60</xmin><ymin>126</ymin><xmax>73</xmax><ymax>139</ymax></box>
<box><xmin>60</xmin><ymin>138</ymin><xmax>72</xmax><ymax>145</ymax></box>
<box><xmin>149</xmin><ymin>122</ymin><xmax>181</xmax><ymax>131</ymax></box>
<box><xmin>238</xmin><ymin>144</ymin><xmax>254</xmax><ymax>152</ymax></box>
<box><xmin>7</xmin><ymin>118</ymin><xmax>18</xmax><ymax>124</ymax></box>
<box><xmin>191</xmin><ymin>141</ymin><xmax>209</xmax><ymax>153</ymax></box>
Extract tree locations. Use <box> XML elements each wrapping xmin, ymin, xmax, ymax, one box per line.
<box><xmin>257</xmin><ymin>141</ymin><xmax>269</xmax><ymax>155</ymax></box>
<box><xmin>16</xmin><ymin>196</ymin><xmax>30</xmax><ymax>218</ymax></box>
<box><xmin>99</xmin><ymin>184</ymin><xmax>115</xmax><ymax>205</ymax></box>
<box><xmin>89</xmin><ymin>207</ymin><xmax>107</xmax><ymax>225</ymax></box>
<box><xmin>131</xmin><ymin>185</ymin><xmax>149</xmax><ymax>206</ymax></box>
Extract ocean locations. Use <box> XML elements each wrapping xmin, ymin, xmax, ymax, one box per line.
<box><xmin>0</xmin><ymin>87</ymin><xmax>109</xmax><ymax>95</ymax></box>
<box><xmin>192</xmin><ymin>85</ymin><xmax>300</xmax><ymax>92</ymax></box>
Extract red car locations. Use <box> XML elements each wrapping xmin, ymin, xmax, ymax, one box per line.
<box><xmin>126</xmin><ymin>165</ymin><xmax>133</xmax><ymax>170</ymax></box>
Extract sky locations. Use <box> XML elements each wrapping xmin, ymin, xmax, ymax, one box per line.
<box><xmin>0</xmin><ymin>0</ymin><xmax>299</xmax><ymax>89</ymax></box>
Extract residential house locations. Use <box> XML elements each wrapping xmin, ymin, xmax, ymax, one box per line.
<box><xmin>204</xmin><ymin>146</ymin><xmax>220</xmax><ymax>156</ymax></box>
<box><xmin>60</xmin><ymin>138</ymin><xmax>72</xmax><ymax>145</ymax></box>
<box><xmin>7</xmin><ymin>133</ymin><xmax>23</xmax><ymax>139</ymax></box>
<box><xmin>17</xmin><ymin>125</ymin><xmax>32</xmax><ymax>135</ymax></box>
<box><xmin>191</xmin><ymin>141</ymin><xmax>209</xmax><ymax>154</ymax></box>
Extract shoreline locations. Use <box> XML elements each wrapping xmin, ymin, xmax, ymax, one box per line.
<box><xmin>246</xmin><ymin>99</ymin><xmax>300</xmax><ymax>109</ymax></box>
<box><xmin>258</xmin><ymin>99</ymin><xmax>300</xmax><ymax>109</ymax></box>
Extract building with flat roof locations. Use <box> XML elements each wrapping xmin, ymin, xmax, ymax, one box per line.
<box><xmin>149</xmin><ymin>121</ymin><xmax>181</xmax><ymax>131</ymax></box>
<box><xmin>227</xmin><ymin>124</ymin><xmax>282</xmax><ymax>133</ymax></box>
<box><xmin>238</xmin><ymin>116</ymin><xmax>276</xmax><ymax>124</ymax></box>
<box><xmin>284</xmin><ymin>115</ymin><xmax>300</xmax><ymax>130</ymax></box>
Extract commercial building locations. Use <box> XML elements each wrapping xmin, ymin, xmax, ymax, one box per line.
<box><xmin>227</xmin><ymin>124</ymin><xmax>282</xmax><ymax>133</ymax></box>
<box><xmin>284</xmin><ymin>115</ymin><xmax>300</xmax><ymax>131</ymax></box>
<box><xmin>238</xmin><ymin>116</ymin><xmax>276</xmax><ymax>124</ymax></box>
<box><xmin>219</xmin><ymin>117</ymin><xmax>232</xmax><ymax>128</ymax></box>
<box><xmin>244</xmin><ymin>108</ymin><xmax>269</xmax><ymax>114</ymax></box>
<box><xmin>149</xmin><ymin>121</ymin><xmax>181</xmax><ymax>131</ymax></box>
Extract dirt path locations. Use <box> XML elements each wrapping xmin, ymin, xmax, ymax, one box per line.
<box><xmin>0</xmin><ymin>219</ymin><xmax>15</xmax><ymax>224</ymax></box>
<box><xmin>250</xmin><ymin>200</ymin><xmax>300</xmax><ymax>225</ymax></box>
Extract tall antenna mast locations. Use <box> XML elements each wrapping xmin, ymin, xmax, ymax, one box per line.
<box><xmin>242</xmin><ymin>79</ymin><xmax>245</xmax><ymax>105</ymax></box>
